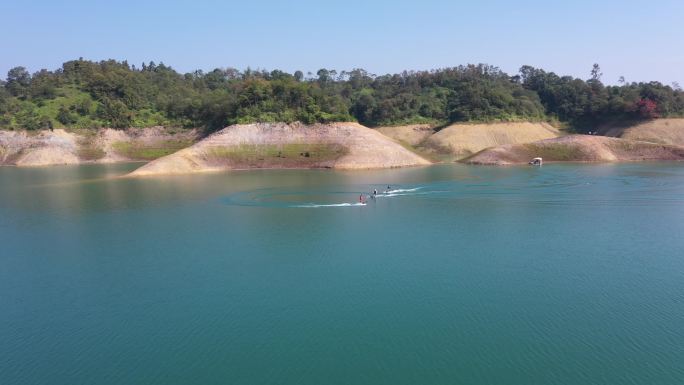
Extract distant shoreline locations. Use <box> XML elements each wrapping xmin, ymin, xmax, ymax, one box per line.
<box><xmin>2</xmin><ymin>118</ymin><xmax>684</xmax><ymax>173</ymax></box>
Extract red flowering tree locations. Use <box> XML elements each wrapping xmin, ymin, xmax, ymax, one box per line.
<box><xmin>635</xmin><ymin>98</ymin><xmax>659</xmax><ymax>118</ymax></box>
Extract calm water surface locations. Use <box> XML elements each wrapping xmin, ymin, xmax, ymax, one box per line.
<box><xmin>1</xmin><ymin>163</ymin><xmax>683</xmax><ymax>385</ymax></box>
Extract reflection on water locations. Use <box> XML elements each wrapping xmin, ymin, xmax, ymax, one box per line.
<box><xmin>4</xmin><ymin>163</ymin><xmax>682</xmax><ymax>215</ymax></box>
<box><xmin>1</xmin><ymin>162</ymin><xmax>684</xmax><ymax>385</ymax></box>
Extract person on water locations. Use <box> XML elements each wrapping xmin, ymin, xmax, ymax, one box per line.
<box><xmin>373</xmin><ymin>189</ymin><xmax>377</xmax><ymax>196</ymax></box>
<box><xmin>359</xmin><ymin>194</ymin><xmax>365</xmax><ymax>204</ymax></box>
<box><xmin>386</xmin><ymin>185</ymin><xmax>391</xmax><ymax>193</ymax></box>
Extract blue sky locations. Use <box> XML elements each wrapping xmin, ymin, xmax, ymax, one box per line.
<box><xmin>2</xmin><ymin>0</ymin><xmax>683</xmax><ymax>84</ymax></box>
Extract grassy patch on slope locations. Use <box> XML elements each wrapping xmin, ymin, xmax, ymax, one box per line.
<box><xmin>112</xmin><ymin>139</ymin><xmax>194</xmax><ymax>160</ymax></box>
<box><xmin>77</xmin><ymin>145</ymin><xmax>106</xmax><ymax>161</ymax></box>
<box><xmin>206</xmin><ymin>143</ymin><xmax>349</xmax><ymax>166</ymax></box>
<box><xmin>522</xmin><ymin>143</ymin><xmax>585</xmax><ymax>161</ymax></box>
<box><xmin>75</xmin><ymin>129</ymin><xmax>105</xmax><ymax>160</ymax></box>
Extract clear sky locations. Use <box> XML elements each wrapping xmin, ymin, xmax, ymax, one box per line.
<box><xmin>2</xmin><ymin>0</ymin><xmax>683</xmax><ymax>84</ymax></box>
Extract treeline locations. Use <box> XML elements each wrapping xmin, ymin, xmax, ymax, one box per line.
<box><xmin>0</xmin><ymin>59</ymin><xmax>682</xmax><ymax>132</ymax></box>
<box><xmin>519</xmin><ymin>64</ymin><xmax>684</xmax><ymax>130</ymax></box>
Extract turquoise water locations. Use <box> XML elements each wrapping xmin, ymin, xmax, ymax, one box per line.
<box><xmin>1</xmin><ymin>163</ymin><xmax>684</xmax><ymax>384</ymax></box>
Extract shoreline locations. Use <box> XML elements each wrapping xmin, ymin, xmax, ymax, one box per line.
<box><xmin>3</xmin><ymin>118</ymin><xmax>684</xmax><ymax>173</ymax></box>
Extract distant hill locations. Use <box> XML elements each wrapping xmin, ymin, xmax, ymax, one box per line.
<box><xmin>3</xmin><ymin>59</ymin><xmax>683</xmax><ymax>132</ymax></box>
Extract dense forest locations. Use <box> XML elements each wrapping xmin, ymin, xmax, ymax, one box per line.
<box><xmin>0</xmin><ymin>59</ymin><xmax>682</xmax><ymax>133</ymax></box>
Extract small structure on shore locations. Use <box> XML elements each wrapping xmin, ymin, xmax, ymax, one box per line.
<box><xmin>529</xmin><ymin>157</ymin><xmax>543</xmax><ymax>166</ymax></box>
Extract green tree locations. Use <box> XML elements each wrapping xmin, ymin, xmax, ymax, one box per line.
<box><xmin>590</xmin><ymin>63</ymin><xmax>602</xmax><ymax>82</ymax></box>
<box><xmin>29</xmin><ymin>69</ymin><xmax>59</xmax><ymax>100</ymax></box>
<box><xmin>57</xmin><ymin>105</ymin><xmax>78</xmax><ymax>125</ymax></box>
<box><xmin>6</xmin><ymin>67</ymin><xmax>32</xmax><ymax>99</ymax></box>
<box><xmin>0</xmin><ymin>82</ymin><xmax>9</xmax><ymax>114</ymax></box>
<box><xmin>98</xmin><ymin>97</ymin><xmax>132</xmax><ymax>128</ymax></box>
<box><xmin>294</xmin><ymin>70</ymin><xmax>304</xmax><ymax>81</ymax></box>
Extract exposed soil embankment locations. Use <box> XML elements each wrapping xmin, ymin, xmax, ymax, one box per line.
<box><xmin>0</xmin><ymin>127</ymin><xmax>197</xmax><ymax>166</ymax></box>
<box><xmin>601</xmin><ymin>118</ymin><xmax>684</xmax><ymax>146</ymax></box>
<box><xmin>467</xmin><ymin>135</ymin><xmax>684</xmax><ymax>165</ymax></box>
<box><xmin>128</xmin><ymin>122</ymin><xmax>431</xmax><ymax>176</ymax></box>
<box><xmin>425</xmin><ymin>122</ymin><xmax>560</xmax><ymax>160</ymax></box>
<box><xmin>375</xmin><ymin>124</ymin><xmax>435</xmax><ymax>146</ymax></box>
<box><xmin>0</xmin><ymin>130</ymin><xmax>81</xmax><ymax>166</ymax></box>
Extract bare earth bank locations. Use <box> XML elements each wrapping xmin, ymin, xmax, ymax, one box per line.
<box><xmin>424</xmin><ymin>122</ymin><xmax>560</xmax><ymax>160</ymax></box>
<box><xmin>0</xmin><ymin>127</ymin><xmax>198</xmax><ymax>166</ymax></box>
<box><xmin>128</xmin><ymin>122</ymin><xmax>431</xmax><ymax>176</ymax></box>
<box><xmin>466</xmin><ymin>135</ymin><xmax>684</xmax><ymax>165</ymax></box>
<box><xmin>601</xmin><ymin>118</ymin><xmax>684</xmax><ymax>146</ymax></box>
<box><xmin>375</xmin><ymin>124</ymin><xmax>435</xmax><ymax>146</ymax></box>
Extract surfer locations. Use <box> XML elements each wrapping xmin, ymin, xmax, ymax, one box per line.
<box><xmin>373</xmin><ymin>189</ymin><xmax>377</xmax><ymax>196</ymax></box>
<box><xmin>359</xmin><ymin>194</ymin><xmax>366</xmax><ymax>204</ymax></box>
<box><xmin>386</xmin><ymin>185</ymin><xmax>391</xmax><ymax>193</ymax></box>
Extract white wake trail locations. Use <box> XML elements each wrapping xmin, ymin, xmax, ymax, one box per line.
<box><xmin>295</xmin><ymin>202</ymin><xmax>367</xmax><ymax>208</ymax></box>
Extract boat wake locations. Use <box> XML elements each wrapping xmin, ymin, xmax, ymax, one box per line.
<box><xmin>385</xmin><ymin>187</ymin><xmax>422</xmax><ymax>194</ymax></box>
<box><xmin>221</xmin><ymin>166</ymin><xmax>684</xmax><ymax>209</ymax></box>
<box><xmin>295</xmin><ymin>202</ymin><xmax>367</xmax><ymax>208</ymax></box>
<box><xmin>376</xmin><ymin>187</ymin><xmax>430</xmax><ymax>198</ymax></box>
<box><xmin>223</xmin><ymin>185</ymin><xmax>430</xmax><ymax>208</ymax></box>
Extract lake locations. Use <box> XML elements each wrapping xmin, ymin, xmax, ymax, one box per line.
<box><xmin>1</xmin><ymin>163</ymin><xmax>683</xmax><ymax>384</ymax></box>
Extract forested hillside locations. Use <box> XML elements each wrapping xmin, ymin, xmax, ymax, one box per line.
<box><xmin>0</xmin><ymin>59</ymin><xmax>682</xmax><ymax>132</ymax></box>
